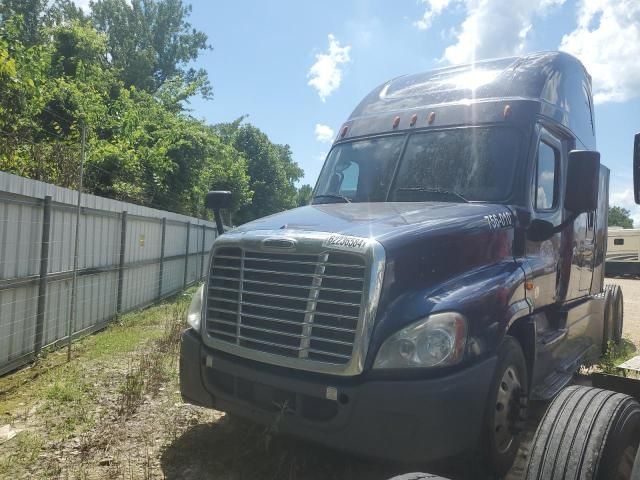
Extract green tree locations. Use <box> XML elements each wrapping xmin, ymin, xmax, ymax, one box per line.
<box><xmin>609</xmin><ymin>206</ymin><xmax>634</xmax><ymax>228</ymax></box>
<box><xmin>0</xmin><ymin>3</ymin><xmax>291</xmax><ymax>220</ymax></box>
<box><xmin>216</xmin><ymin>122</ymin><xmax>303</xmax><ymax>224</ymax></box>
<box><xmin>90</xmin><ymin>0</ymin><xmax>210</xmax><ymax>98</ymax></box>
<box><xmin>296</xmin><ymin>184</ymin><xmax>312</xmax><ymax>207</ymax></box>
<box><xmin>0</xmin><ymin>0</ymin><xmax>49</xmax><ymax>45</ymax></box>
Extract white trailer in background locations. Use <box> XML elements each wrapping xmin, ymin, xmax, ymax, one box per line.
<box><xmin>606</xmin><ymin>227</ymin><xmax>640</xmax><ymax>275</ymax></box>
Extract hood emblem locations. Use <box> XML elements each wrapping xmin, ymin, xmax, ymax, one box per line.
<box><xmin>262</xmin><ymin>237</ymin><xmax>296</xmax><ymax>250</ymax></box>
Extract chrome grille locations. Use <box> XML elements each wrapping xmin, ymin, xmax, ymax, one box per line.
<box><xmin>206</xmin><ymin>247</ymin><xmax>366</xmax><ymax>364</ymax></box>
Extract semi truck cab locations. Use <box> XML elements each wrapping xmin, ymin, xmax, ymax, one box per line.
<box><xmin>180</xmin><ymin>51</ymin><xmax>611</xmax><ymax>476</ymax></box>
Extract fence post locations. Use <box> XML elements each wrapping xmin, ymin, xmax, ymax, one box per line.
<box><xmin>34</xmin><ymin>195</ymin><xmax>52</xmax><ymax>355</ymax></box>
<box><xmin>183</xmin><ymin>221</ymin><xmax>190</xmax><ymax>288</ymax></box>
<box><xmin>200</xmin><ymin>224</ymin><xmax>206</xmax><ymax>280</ymax></box>
<box><xmin>116</xmin><ymin>211</ymin><xmax>128</xmax><ymax>314</ymax></box>
<box><xmin>157</xmin><ymin>217</ymin><xmax>166</xmax><ymax>300</ymax></box>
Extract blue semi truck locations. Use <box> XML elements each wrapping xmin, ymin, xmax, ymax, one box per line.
<box><xmin>179</xmin><ymin>52</ymin><xmax>625</xmax><ymax>477</ymax></box>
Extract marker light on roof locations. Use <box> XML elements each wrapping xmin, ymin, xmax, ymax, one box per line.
<box><xmin>340</xmin><ymin>125</ymin><xmax>348</xmax><ymax>138</ymax></box>
<box><xmin>503</xmin><ymin>105</ymin><xmax>512</xmax><ymax>118</ymax></box>
<box><xmin>410</xmin><ymin>114</ymin><xmax>418</xmax><ymax>126</ymax></box>
<box><xmin>392</xmin><ymin>116</ymin><xmax>400</xmax><ymax>129</ymax></box>
<box><xmin>428</xmin><ymin>112</ymin><xmax>436</xmax><ymax>124</ymax></box>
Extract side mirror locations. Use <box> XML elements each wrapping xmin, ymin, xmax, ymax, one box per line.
<box><xmin>565</xmin><ymin>150</ymin><xmax>600</xmax><ymax>214</ymax></box>
<box><xmin>205</xmin><ymin>191</ymin><xmax>232</xmax><ymax>235</ymax></box>
<box><xmin>634</xmin><ymin>133</ymin><xmax>640</xmax><ymax>204</ymax></box>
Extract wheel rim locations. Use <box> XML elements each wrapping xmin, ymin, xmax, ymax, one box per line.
<box><xmin>494</xmin><ymin>366</ymin><xmax>522</xmax><ymax>454</ymax></box>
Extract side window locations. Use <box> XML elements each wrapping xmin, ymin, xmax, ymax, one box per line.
<box><xmin>338</xmin><ymin>161</ymin><xmax>359</xmax><ymax>196</ymax></box>
<box><xmin>535</xmin><ymin>141</ymin><xmax>559</xmax><ymax>210</ymax></box>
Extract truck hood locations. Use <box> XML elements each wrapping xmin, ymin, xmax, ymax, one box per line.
<box><xmin>230</xmin><ymin>202</ymin><xmax>513</xmax><ymax>248</ymax></box>
<box><xmin>225</xmin><ymin>202</ymin><xmax>523</xmax><ymax>368</ymax></box>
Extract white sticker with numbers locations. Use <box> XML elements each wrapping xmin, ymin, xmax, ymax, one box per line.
<box><xmin>323</xmin><ymin>234</ymin><xmax>368</xmax><ymax>252</ymax></box>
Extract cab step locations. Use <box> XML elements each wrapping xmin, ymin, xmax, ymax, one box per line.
<box><xmin>531</xmin><ymin>371</ymin><xmax>573</xmax><ymax>400</ymax></box>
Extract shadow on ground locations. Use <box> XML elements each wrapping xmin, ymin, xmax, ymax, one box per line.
<box><xmin>160</xmin><ymin>400</ymin><xmax>554</xmax><ymax>480</ymax></box>
<box><xmin>160</xmin><ymin>415</ymin><xmax>405</xmax><ymax>480</ymax></box>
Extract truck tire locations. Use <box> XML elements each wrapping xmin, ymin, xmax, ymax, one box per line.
<box><xmin>525</xmin><ymin>385</ymin><xmax>640</xmax><ymax>480</ymax></box>
<box><xmin>480</xmin><ymin>336</ymin><xmax>528</xmax><ymax>477</ymax></box>
<box><xmin>611</xmin><ymin>285</ymin><xmax>624</xmax><ymax>344</ymax></box>
<box><xmin>602</xmin><ymin>286</ymin><xmax>615</xmax><ymax>352</ymax></box>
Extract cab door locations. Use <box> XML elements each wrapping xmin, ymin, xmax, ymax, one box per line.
<box><xmin>525</xmin><ymin>128</ymin><xmax>563</xmax><ymax>310</ymax></box>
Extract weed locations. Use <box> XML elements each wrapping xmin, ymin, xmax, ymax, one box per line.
<box><xmin>116</xmin><ymin>306</ymin><xmax>185</xmax><ymax>417</ymax></box>
<box><xmin>0</xmin><ymin>289</ymin><xmax>200</xmax><ymax>479</ymax></box>
<box><xmin>599</xmin><ymin>338</ymin><xmax>636</xmax><ymax>374</ymax></box>
<box><xmin>0</xmin><ymin>431</ymin><xmax>44</xmax><ymax>477</ymax></box>
<box><xmin>45</xmin><ymin>375</ymin><xmax>87</xmax><ymax>403</ymax></box>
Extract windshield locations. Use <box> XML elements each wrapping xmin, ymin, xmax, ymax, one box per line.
<box><xmin>313</xmin><ymin>127</ymin><xmax>520</xmax><ymax>204</ymax></box>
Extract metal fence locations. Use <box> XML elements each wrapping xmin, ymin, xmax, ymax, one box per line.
<box><xmin>0</xmin><ymin>171</ymin><xmax>217</xmax><ymax>375</ymax></box>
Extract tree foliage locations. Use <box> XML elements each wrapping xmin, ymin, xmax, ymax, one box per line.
<box><xmin>609</xmin><ymin>205</ymin><xmax>634</xmax><ymax>228</ymax></box>
<box><xmin>215</xmin><ymin>121</ymin><xmax>304</xmax><ymax>224</ymax></box>
<box><xmin>0</xmin><ymin>0</ymin><xmax>308</xmax><ymax>221</ymax></box>
<box><xmin>296</xmin><ymin>184</ymin><xmax>312</xmax><ymax>207</ymax></box>
<box><xmin>90</xmin><ymin>0</ymin><xmax>210</xmax><ymax>97</ymax></box>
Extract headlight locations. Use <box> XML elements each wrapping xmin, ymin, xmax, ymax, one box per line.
<box><xmin>373</xmin><ymin>312</ymin><xmax>467</xmax><ymax>369</ymax></box>
<box><xmin>187</xmin><ymin>284</ymin><xmax>204</xmax><ymax>332</ymax></box>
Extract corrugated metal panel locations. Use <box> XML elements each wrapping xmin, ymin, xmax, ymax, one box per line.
<box><xmin>160</xmin><ymin>258</ymin><xmax>185</xmax><ymax>297</ymax></box>
<box><xmin>0</xmin><ymin>172</ymin><xmax>217</xmax><ymax>374</ymax></box>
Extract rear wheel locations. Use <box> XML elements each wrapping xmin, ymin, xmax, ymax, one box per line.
<box><xmin>602</xmin><ymin>286</ymin><xmax>615</xmax><ymax>352</ymax></box>
<box><xmin>603</xmin><ymin>284</ymin><xmax>624</xmax><ymax>347</ymax></box>
<box><xmin>525</xmin><ymin>385</ymin><xmax>640</xmax><ymax>480</ymax></box>
<box><xmin>611</xmin><ymin>285</ymin><xmax>624</xmax><ymax>344</ymax></box>
<box><xmin>480</xmin><ymin>336</ymin><xmax>528</xmax><ymax>477</ymax></box>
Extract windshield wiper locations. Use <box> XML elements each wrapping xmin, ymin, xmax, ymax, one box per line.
<box><xmin>312</xmin><ymin>194</ymin><xmax>352</xmax><ymax>204</ymax></box>
<box><xmin>394</xmin><ymin>187</ymin><xmax>468</xmax><ymax>203</ymax></box>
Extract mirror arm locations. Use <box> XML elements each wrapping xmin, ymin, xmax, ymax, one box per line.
<box><xmin>527</xmin><ymin>211</ymin><xmax>582</xmax><ymax>242</ymax></box>
<box><xmin>550</xmin><ymin>211</ymin><xmax>580</xmax><ymax>235</ymax></box>
<box><xmin>214</xmin><ymin>209</ymin><xmax>224</xmax><ymax>236</ymax></box>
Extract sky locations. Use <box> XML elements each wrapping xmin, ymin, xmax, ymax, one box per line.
<box><xmin>79</xmin><ymin>0</ymin><xmax>640</xmax><ymax>223</ymax></box>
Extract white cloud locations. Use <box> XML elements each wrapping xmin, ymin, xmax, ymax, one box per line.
<box><xmin>559</xmin><ymin>0</ymin><xmax>640</xmax><ymax>104</ymax></box>
<box><xmin>441</xmin><ymin>0</ymin><xmax>565</xmax><ymax>65</ymax></box>
<box><xmin>414</xmin><ymin>0</ymin><xmax>455</xmax><ymax>30</ymax></box>
<box><xmin>416</xmin><ymin>0</ymin><xmax>640</xmax><ymax>105</ymax></box>
<box><xmin>307</xmin><ymin>34</ymin><xmax>351</xmax><ymax>102</ymax></box>
<box><xmin>314</xmin><ymin>124</ymin><xmax>335</xmax><ymax>143</ymax></box>
<box><xmin>414</xmin><ymin>0</ymin><xmax>563</xmax><ymax>64</ymax></box>
<box><xmin>611</xmin><ymin>189</ymin><xmax>640</xmax><ymax>227</ymax></box>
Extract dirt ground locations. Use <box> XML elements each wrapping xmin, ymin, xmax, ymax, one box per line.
<box><xmin>1</xmin><ymin>279</ymin><xmax>639</xmax><ymax>480</ymax></box>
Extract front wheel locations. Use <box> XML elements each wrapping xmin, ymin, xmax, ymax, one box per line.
<box><xmin>480</xmin><ymin>336</ymin><xmax>529</xmax><ymax>477</ymax></box>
